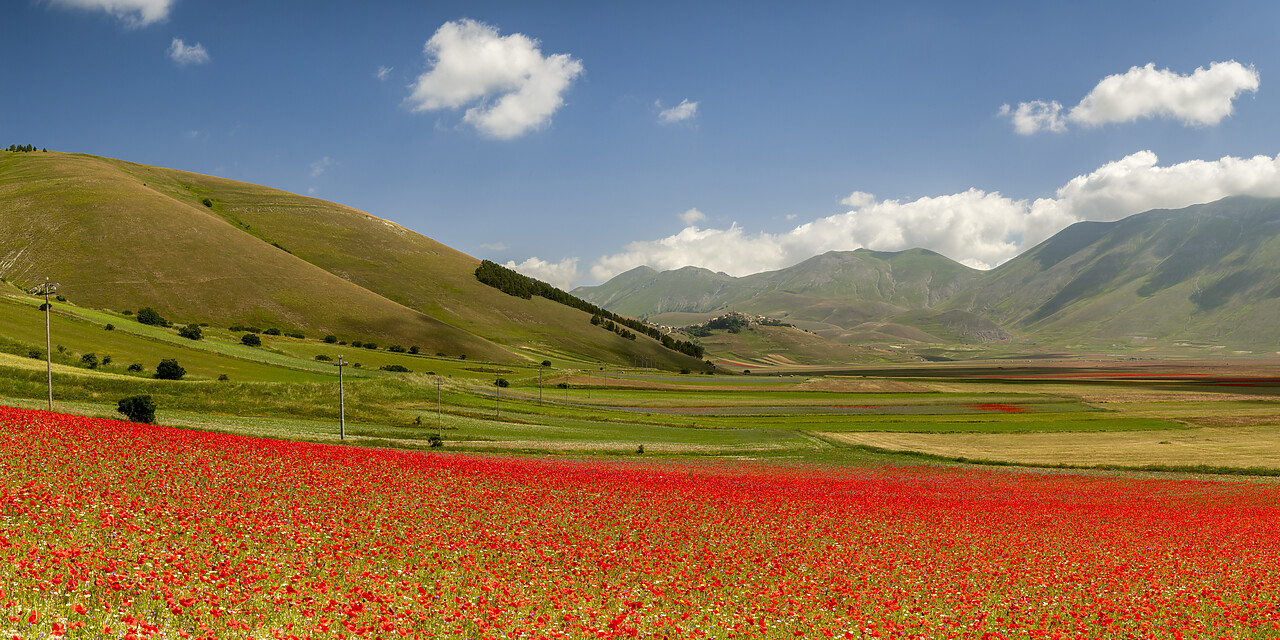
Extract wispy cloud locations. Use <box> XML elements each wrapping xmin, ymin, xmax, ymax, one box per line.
<box><xmin>375</xmin><ymin>66</ymin><xmax>393</xmax><ymax>81</ymax></box>
<box><xmin>405</xmin><ymin>19</ymin><xmax>584</xmax><ymax>140</ymax></box>
<box><xmin>168</xmin><ymin>38</ymin><xmax>210</xmax><ymax>65</ymax></box>
<box><xmin>657</xmin><ymin>99</ymin><xmax>698</xmax><ymax>124</ymax></box>
<box><xmin>309</xmin><ymin>156</ymin><xmax>334</xmax><ymax>178</ymax></box>
<box><xmin>46</xmin><ymin>0</ymin><xmax>173</xmax><ymax>28</ymax></box>
<box><xmin>481</xmin><ymin>242</ymin><xmax>508</xmax><ymax>252</ymax></box>
<box><xmin>590</xmin><ymin>151</ymin><xmax>1280</xmax><ymax>281</ymax></box>
<box><xmin>1002</xmin><ymin>61</ymin><xmax>1259</xmax><ymax>134</ymax></box>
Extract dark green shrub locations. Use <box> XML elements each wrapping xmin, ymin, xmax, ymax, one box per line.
<box><xmin>123</xmin><ymin>310</ymin><xmax>133</xmax><ymax>316</ymax></box>
<box><xmin>27</xmin><ymin>348</ymin><xmax>41</xmax><ymax>359</ymax></box>
<box><xmin>127</xmin><ymin>363</ymin><xmax>143</xmax><ymax>372</ymax></box>
<box><xmin>105</xmin><ymin>323</ymin><xmax>115</xmax><ymax>331</ymax></box>
<box><xmin>557</xmin><ymin>382</ymin><xmax>569</xmax><ymax>389</ymax></box>
<box><xmin>101</xmin><ymin>355</ymin><xmax>112</xmax><ymax>366</ymax></box>
<box><xmin>117</xmin><ymin>395</ymin><xmax>156</xmax><ymax>424</ymax></box>
<box><xmin>81</xmin><ymin>353</ymin><xmax>99</xmax><ymax>369</ymax></box>
<box><xmin>323</xmin><ymin>335</ymin><xmax>338</xmax><ymax>344</ymax></box>
<box><xmin>388</xmin><ymin>345</ymin><xmax>406</xmax><ymax>353</ymax></box>
<box><xmin>217</xmin><ymin>374</ymin><xmax>229</xmax><ymax>381</ymax></box>
<box><xmin>178</xmin><ymin>324</ymin><xmax>203</xmax><ymax>340</ymax></box>
<box><xmin>285</xmin><ymin>331</ymin><xmax>305</xmax><ymax>339</ymax></box>
<box><xmin>241</xmin><ymin>333</ymin><xmax>261</xmax><ymax>347</ymax></box>
<box><xmin>39</xmin><ymin>303</ymin><xmax>50</xmax><ymax>311</ymax></box>
<box><xmin>680</xmin><ymin>367</ymin><xmax>691</xmax><ymax>374</ymax></box>
<box><xmin>155</xmin><ymin>359</ymin><xmax>185</xmax><ymax>380</ymax></box>
<box><xmin>363</xmin><ymin>342</ymin><xmax>377</xmax><ymax>350</ymax></box>
<box><xmin>351</xmin><ymin>341</ymin><xmax>363</xmax><ymax>348</ymax></box>
<box><xmin>136</xmin><ymin>307</ymin><xmax>169</xmax><ymax>327</ymax></box>
<box><xmin>409</xmin><ymin>346</ymin><xmax>420</xmax><ymax>354</ymax></box>
<box><xmin>55</xmin><ymin>294</ymin><xmax>66</xmax><ymax>302</ymax></box>
<box><xmin>315</xmin><ymin>354</ymin><xmax>332</xmax><ymax>361</ymax></box>
<box><xmin>494</xmin><ymin>378</ymin><xmax>509</xmax><ymax>388</ymax></box>
<box><xmin>263</xmin><ymin>328</ymin><xmax>281</xmax><ymax>336</ymax></box>
<box><xmin>428</xmin><ymin>433</ymin><xmax>444</xmax><ymax>448</ymax></box>
<box><xmin>201</xmin><ymin>198</ymin><xmax>213</xmax><ymax>208</ymax></box>
<box><xmin>380</xmin><ymin>364</ymin><xmax>410</xmax><ymax>372</ymax></box>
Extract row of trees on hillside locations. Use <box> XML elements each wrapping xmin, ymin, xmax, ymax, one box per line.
<box><xmin>475</xmin><ymin>260</ymin><xmax>704</xmax><ymax>359</ymax></box>
<box><xmin>6</xmin><ymin>144</ymin><xmax>45</xmax><ymax>152</ymax></box>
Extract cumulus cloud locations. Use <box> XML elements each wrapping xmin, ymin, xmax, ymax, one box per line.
<box><xmin>405</xmin><ymin>19</ymin><xmax>584</xmax><ymax>140</ymax></box>
<box><xmin>505</xmin><ymin>257</ymin><xmax>581</xmax><ymax>291</ymax></box>
<box><xmin>168</xmin><ymin>38</ymin><xmax>209</xmax><ymax>65</ymax></box>
<box><xmin>1004</xmin><ymin>61</ymin><xmax>1259</xmax><ymax>134</ymax></box>
<box><xmin>679</xmin><ymin>208</ymin><xmax>706</xmax><ymax>225</ymax></box>
<box><xmin>658</xmin><ymin>99</ymin><xmax>698</xmax><ymax>124</ymax></box>
<box><xmin>46</xmin><ymin>0</ymin><xmax>172</xmax><ymax>27</ymax></box>
<box><xmin>589</xmin><ymin>151</ymin><xmax>1280</xmax><ymax>282</ymax></box>
<box><xmin>375</xmin><ymin>66</ymin><xmax>393</xmax><ymax>81</ymax></box>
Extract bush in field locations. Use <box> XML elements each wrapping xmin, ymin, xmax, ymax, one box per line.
<box><xmin>127</xmin><ymin>363</ymin><xmax>143</xmax><ymax>373</ymax></box>
<box><xmin>81</xmin><ymin>353</ymin><xmax>99</xmax><ymax>369</ymax></box>
<box><xmin>136</xmin><ymin>307</ymin><xmax>169</xmax><ymax>327</ymax></box>
<box><xmin>154</xmin><ymin>359</ymin><xmax>185</xmax><ymax>380</ymax></box>
<box><xmin>178</xmin><ymin>324</ymin><xmax>203</xmax><ymax>340</ymax></box>
<box><xmin>263</xmin><ymin>328</ymin><xmax>281</xmax><ymax>336</ymax></box>
<box><xmin>241</xmin><ymin>333</ymin><xmax>262</xmax><ymax>347</ymax></box>
<box><xmin>117</xmin><ymin>395</ymin><xmax>156</xmax><ymax>423</ymax></box>
<box><xmin>388</xmin><ymin>345</ymin><xmax>406</xmax><ymax>353</ymax></box>
<box><xmin>315</xmin><ymin>354</ymin><xmax>332</xmax><ymax>361</ymax></box>
<box><xmin>324</xmin><ymin>335</ymin><xmax>338</xmax><ymax>344</ymax></box>
<box><xmin>409</xmin><ymin>346</ymin><xmax>420</xmax><ymax>354</ymax></box>
<box><xmin>380</xmin><ymin>364</ymin><xmax>410</xmax><ymax>372</ymax></box>
<box><xmin>495</xmin><ymin>378</ymin><xmax>510</xmax><ymax>388</ymax></box>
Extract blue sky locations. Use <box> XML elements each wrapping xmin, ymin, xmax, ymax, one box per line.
<box><xmin>5</xmin><ymin>1</ymin><xmax>1280</xmax><ymax>288</ymax></box>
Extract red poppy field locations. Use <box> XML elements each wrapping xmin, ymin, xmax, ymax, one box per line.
<box><xmin>2</xmin><ymin>405</ymin><xmax>1280</xmax><ymax>639</ymax></box>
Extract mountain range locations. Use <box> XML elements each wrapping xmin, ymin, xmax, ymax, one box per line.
<box><xmin>574</xmin><ymin>197</ymin><xmax>1280</xmax><ymax>352</ymax></box>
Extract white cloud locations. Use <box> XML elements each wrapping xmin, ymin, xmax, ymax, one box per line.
<box><xmin>375</xmin><ymin>66</ymin><xmax>393</xmax><ymax>81</ymax></box>
<box><xmin>679</xmin><ymin>208</ymin><xmax>706</xmax><ymax>225</ymax></box>
<box><xmin>1004</xmin><ymin>61</ymin><xmax>1259</xmax><ymax>134</ymax></box>
<box><xmin>505</xmin><ymin>257</ymin><xmax>581</xmax><ymax>290</ymax></box>
<box><xmin>405</xmin><ymin>19</ymin><xmax>583</xmax><ymax>140</ymax></box>
<box><xmin>480</xmin><ymin>242</ymin><xmax>507</xmax><ymax>251</ymax></box>
<box><xmin>47</xmin><ymin>0</ymin><xmax>172</xmax><ymax>27</ymax></box>
<box><xmin>181</xmin><ymin>129</ymin><xmax>200</xmax><ymax>139</ymax></box>
<box><xmin>589</xmin><ymin>151</ymin><xmax>1280</xmax><ymax>282</ymax></box>
<box><xmin>168</xmin><ymin>38</ymin><xmax>209</xmax><ymax>65</ymax></box>
<box><xmin>658</xmin><ymin>99</ymin><xmax>698</xmax><ymax>124</ymax></box>
<box><xmin>309</xmin><ymin>156</ymin><xmax>334</xmax><ymax>178</ymax></box>
<box><xmin>997</xmin><ymin>101</ymin><xmax>1066</xmax><ymax>135</ymax></box>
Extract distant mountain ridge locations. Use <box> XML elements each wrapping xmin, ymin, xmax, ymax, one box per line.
<box><xmin>576</xmin><ymin>197</ymin><xmax>1280</xmax><ymax>351</ymax></box>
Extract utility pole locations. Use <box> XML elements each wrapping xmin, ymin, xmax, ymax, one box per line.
<box><xmin>436</xmin><ymin>375</ymin><xmax>442</xmax><ymax>430</ymax></box>
<box><xmin>537</xmin><ymin>365</ymin><xmax>543</xmax><ymax>406</ymax></box>
<box><xmin>334</xmin><ymin>355</ymin><xmax>347</xmax><ymax>440</ymax></box>
<box><xmin>495</xmin><ymin>366</ymin><xmax>500</xmax><ymax>418</ymax></box>
<box><xmin>31</xmin><ymin>278</ymin><xmax>57</xmax><ymax>411</ymax></box>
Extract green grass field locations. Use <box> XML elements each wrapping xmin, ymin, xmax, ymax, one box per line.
<box><xmin>1</xmin><ymin>282</ymin><xmax>1277</xmax><ymax>473</ymax></box>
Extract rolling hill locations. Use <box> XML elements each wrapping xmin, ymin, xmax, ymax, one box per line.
<box><xmin>0</xmin><ymin>151</ymin><xmax>705</xmax><ymax>369</ymax></box>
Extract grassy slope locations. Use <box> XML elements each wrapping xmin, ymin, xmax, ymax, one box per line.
<box><xmin>111</xmin><ymin>156</ymin><xmax>703</xmax><ymax>370</ymax></box>
<box><xmin>0</xmin><ymin>152</ymin><xmax>701</xmax><ymax>368</ymax></box>
<box><xmin>949</xmin><ymin>197</ymin><xmax>1280</xmax><ymax>349</ymax></box>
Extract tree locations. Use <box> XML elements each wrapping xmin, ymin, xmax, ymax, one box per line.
<box><xmin>409</xmin><ymin>346</ymin><xmax>420</xmax><ymax>354</ymax></box>
<box><xmin>81</xmin><ymin>353</ymin><xmax>99</xmax><ymax>369</ymax></box>
<box><xmin>155</xmin><ymin>359</ymin><xmax>186</xmax><ymax>380</ymax></box>
<box><xmin>324</xmin><ymin>335</ymin><xmax>338</xmax><ymax>344</ymax></box>
<box><xmin>117</xmin><ymin>395</ymin><xmax>156</xmax><ymax>424</ymax></box>
<box><xmin>135</xmin><ymin>307</ymin><xmax>169</xmax><ymax>327</ymax></box>
<box><xmin>241</xmin><ymin>333</ymin><xmax>261</xmax><ymax>347</ymax></box>
<box><xmin>178</xmin><ymin>324</ymin><xmax>203</xmax><ymax>340</ymax></box>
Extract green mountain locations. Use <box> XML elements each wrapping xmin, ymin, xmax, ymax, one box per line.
<box><xmin>949</xmin><ymin>196</ymin><xmax>1280</xmax><ymax>349</ymax></box>
<box><xmin>579</xmin><ymin>197</ymin><xmax>1280</xmax><ymax>352</ymax></box>
<box><xmin>575</xmin><ymin>248</ymin><xmax>998</xmax><ymax>346</ymax></box>
<box><xmin>0</xmin><ymin>151</ymin><xmax>703</xmax><ymax>368</ymax></box>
